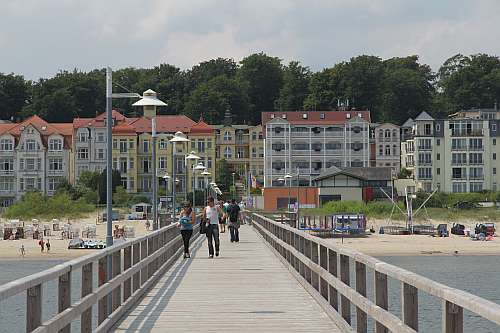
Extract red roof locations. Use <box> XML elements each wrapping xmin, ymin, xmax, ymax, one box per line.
<box><xmin>261</xmin><ymin>111</ymin><xmax>371</xmax><ymax>126</ymax></box>
<box><xmin>0</xmin><ymin>115</ymin><xmax>73</xmax><ymax>149</ymax></box>
<box><xmin>129</xmin><ymin>115</ymin><xmax>196</xmax><ymax>134</ymax></box>
<box><xmin>189</xmin><ymin>119</ymin><xmax>213</xmax><ymax>135</ymax></box>
<box><xmin>113</xmin><ymin>122</ymin><xmax>136</xmax><ymax>135</ymax></box>
<box><xmin>73</xmin><ymin>110</ymin><xmax>126</xmax><ymax>129</ymax></box>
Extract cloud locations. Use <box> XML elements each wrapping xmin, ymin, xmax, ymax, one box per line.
<box><xmin>1</xmin><ymin>0</ymin><xmax>500</xmax><ymax>79</ymax></box>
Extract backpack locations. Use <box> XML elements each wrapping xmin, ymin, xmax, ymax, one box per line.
<box><xmin>228</xmin><ymin>204</ymin><xmax>240</xmax><ymax>222</ymax></box>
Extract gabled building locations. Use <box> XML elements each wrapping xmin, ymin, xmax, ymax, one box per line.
<box><xmin>0</xmin><ymin>116</ymin><xmax>73</xmax><ymax>206</ymax></box>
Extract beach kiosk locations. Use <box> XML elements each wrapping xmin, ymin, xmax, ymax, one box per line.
<box><xmin>131</xmin><ymin>203</ymin><xmax>152</xmax><ymax>220</ymax></box>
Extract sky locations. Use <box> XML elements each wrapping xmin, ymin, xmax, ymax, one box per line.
<box><xmin>1</xmin><ymin>0</ymin><xmax>499</xmax><ymax>80</ymax></box>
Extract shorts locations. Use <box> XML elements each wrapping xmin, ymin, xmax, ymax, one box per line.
<box><xmin>219</xmin><ymin>218</ymin><xmax>226</xmax><ymax>225</ymax></box>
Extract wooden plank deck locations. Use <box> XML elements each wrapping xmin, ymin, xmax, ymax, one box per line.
<box><xmin>113</xmin><ymin>225</ymin><xmax>341</xmax><ymax>333</ymax></box>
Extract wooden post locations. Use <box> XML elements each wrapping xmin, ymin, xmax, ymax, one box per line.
<box><xmin>328</xmin><ymin>249</ymin><xmax>338</xmax><ymax>310</ymax></box>
<box><xmin>355</xmin><ymin>262</ymin><xmax>367</xmax><ymax>333</ymax></box>
<box><xmin>340</xmin><ymin>254</ymin><xmax>351</xmax><ymax>324</ymax></box>
<box><xmin>375</xmin><ymin>271</ymin><xmax>388</xmax><ymax>333</ymax></box>
<box><xmin>98</xmin><ymin>257</ymin><xmax>108</xmax><ymax>324</ymax></box>
<box><xmin>81</xmin><ymin>262</ymin><xmax>93</xmax><ymax>333</ymax></box>
<box><xmin>112</xmin><ymin>251</ymin><xmax>121</xmax><ymax>311</ymax></box>
<box><xmin>140</xmin><ymin>240</ymin><xmax>148</xmax><ymax>285</ymax></box>
<box><xmin>123</xmin><ymin>246</ymin><xmax>132</xmax><ymax>302</ymax></box>
<box><xmin>58</xmin><ymin>271</ymin><xmax>71</xmax><ymax>333</ymax></box>
<box><xmin>26</xmin><ymin>284</ymin><xmax>41</xmax><ymax>333</ymax></box>
<box><xmin>443</xmin><ymin>301</ymin><xmax>463</xmax><ymax>333</ymax></box>
<box><xmin>133</xmin><ymin>243</ymin><xmax>140</xmax><ymax>293</ymax></box>
<box><xmin>402</xmin><ymin>283</ymin><xmax>418</xmax><ymax>330</ymax></box>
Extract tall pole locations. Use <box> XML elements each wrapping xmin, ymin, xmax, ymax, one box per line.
<box><xmin>152</xmin><ymin>118</ymin><xmax>158</xmax><ymax>230</ymax></box>
<box><xmin>296</xmin><ymin>168</ymin><xmax>300</xmax><ymax>225</ymax></box>
<box><xmin>288</xmin><ymin>179</ymin><xmax>291</xmax><ymax>211</ymax></box>
<box><xmin>192</xmin><ymin>164</ymin><xmax>196</xmax><ymax>207</ymax></box>
<box><xmin>105</xmin><ymin>67</ymin><xmax>113</xmax><ymax>316</ymax></box>
<box><xmin>172</xmin><ymin>142</ymin><xmax>176</xmax><ymax>223</ymax></box>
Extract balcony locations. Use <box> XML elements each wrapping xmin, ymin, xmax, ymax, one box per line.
<box><xmin>0</xmin><ymin>170</ymin><xmax>14</xmax><ymax>176</ymax></box>
<box><xmin>47</xmin><ymin>169</ymin><xmax>65</xmax><ymax>175</ymax></box>
<box><xmin>469</xmin><ymin>146</ymin><xmax>484</xmax><ymax>151</ymax></box>
<box><xmin>451</xmin><ymin>130</ymin><xmax>484</xmax><ymax>137</ymax></box>
<box><xmin>417</xmin><ymin>146</ymin><xmax>432</xmax><ymax>151</ymax></box>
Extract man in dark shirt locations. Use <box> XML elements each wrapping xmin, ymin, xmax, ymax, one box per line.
<box><xmin>227</xmin><ymin>199</ymin><xmax>241</xmax><ymax>242</ymax></box>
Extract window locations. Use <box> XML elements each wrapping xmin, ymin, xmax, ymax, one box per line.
<box><xmin>97</xmin><ymin>132</ymin><xmax>105</xmax><ymax>142</ymax></box>
<box><xmin>78</xmin><ymin>132</ymin><xmax>88</xmax><ymax>142</ymax></box>
<box><xmin>129</xmin><ymin>139</ymin><xmax>134</xmax><ymax>149</ymax></box>
<box><xmin>0</xmin><ymin>139</ymin><xmax>13</xmax><ymax>151</ymax></box>
<box><xmin>392</xmin><ymin>145</ymin><xmax>397</xmax><ymax>155</ymax></box>
<box><xmin>437</xmin><ymin>168</ymin><xmax>440</xmax><ymax>175</ymax></box>
<box><xmin>26</xmin><ymin>139</ymin><xmax>37</xmax><ymax>151</ymax></box>
<box><xmin>494</xmin><ymin>139</ymin><xmax>497</xmax><ymax>146</ymax></box>
<box><xmin>49</xmin><ymin>138</ymin><xmax>62</xmax><ymax>151</ymax></box>
<box><xmin>437</xmin><ymin>153</ymin><xmax>440</xmax><ymax>160</ymax></box>
<box><xmin>469</xmin><ymin>138</ymin><xmax>483</xmax><ymax>150</ymax></box>
<box><xmin>97</xmin><ymin>148</ymin><xmax>105</xmax><ymax>159</ymax></box>
<box><xmin>469</xmin><ymin>167</ymin><xmax>484</xmax><ymax>179</ymax></box>
<box><xmin>159</xmin><ymin>157</ymin><xmax>166</xmax><ymax>169</ymax></box>
<box><xmin>0</xmin><ymin>159</ymin><xmax>14</xmax><ymax>173</ymax></box>
<box><xmin>252</xmin><ymin>132</ymin><xmax>257</xmax><ymax>140</ymax></box>
<box><xmin>384</xmin><ymin>130</ymin><xmax>391</xmax><ymax>138</ymax></box>
<box><xmin>494</xmin><ymin>153</ymin><xmax>497</xmax><ymax>160</ymax></box>
<box><xmin>259</xmin><ymin>148</ymin><xmax>264</xmax><ymax>158</ymax></box>
<box><xmin>493</xmin><ymin>123</ymin><xmax>497</xmax><ymax>132</ymax></box>
<box><xmin>112</xmin><ymin>158</ymin><xmax>118</xmax><ymax>170</ymax></box>
<box><xmin>418</xmin><ymin>153</ymin><xmax>432</xmax><ymax>164</ymax></box>
<box><xmin>207</xmin><ymin>157</ymin><xmax>212</xmax><ymax>169</ymax></box>
<box><xmin>19</xmin><ymin>178</ymin><xmax>24</xmax><ymax>191</ymax></box>
<box><xmin>143</xmin><ymin>140</ymin><xmax>150</xmax><ymax>153</ymax></box>
<box><xmin>224</xmin><ymin>147</ymin><xmax>232</xmax><ymax>158</ymax></box>
<box><xmin>48</xmin><ymin>178</ymin><xmax>61</xmax><ymax>191</ymax></box>
<box><xmin>49</xmin><ymin>158</ymin><xmax>63</xmax><ymax>171</ymax></box>
<box><xmin>77</xmin><ymin>148</ymin><xmax>89</xmax><ymax>160</ymax></box>
<box><xmin>19</xmin><ymin>159</ymin><xmax>24</xmax><ymax>170</ymax></box>
<box><xmin>417</xmin><ymin>139</ymin><xmax>431</xmax><ymax>150</ymax></box>
<box><xmin>159</xmin><ymin>139</ymin><xmax>167</xmax><ymax>149</ymax></box>
<box><xmin>385</xmin><ymin>146</ymin><xmax>391</xmax><ymax>155</ymax></box>
<box><xmin>113</xmin><ymin>139</ymin><xmax>118</xmax><ymax>149</ymax></box>
<box><xmin>436</xmin><ymin>124</ymin><xmax>440</xmax><ymax>132</ymax></box>
<box><xmin>129</xmin><ymin>158</ymin><xmax>134</xmax><ymax>170</ymax></box>
<box><xmin>0</xmin><ymin>177</ymin><xmax>14</xmax><ymax>191</ymax></box>
<box><xmin>326</xmin><ymin>142</ymin><xmax>342</xmax><ymax>150</ymax></box>
<box><xmin>26</xmin><ymin>159</ymin><xmax>35</xmax><ymax>171</ymax></box>
<box><xmin>119</xmin><ymin>139</ymin><xmax>127</xmax><ymax>153</ymax></box>
<box><xmin>436</xmin><ymin>139</ymin><xmax>440</xmax><ymax>146</ymax></box>
<box><xmin>379</xmin><ymin>145</ymin><xmax>383</xmax><ymax>155</ymax></box>
<box><xmin>452</xmin><ymin>167</ymin><xmax>467</xmax><ymax>179</ymax></box>
<box><xmin>494</xmin><ymin>168</ymin><xmax>497</xmax><ymax>175</ymax></box>
<box><xmin>424</xmin><ymin>124</ymin><xmax>432</xmax><ymax>135</ymax></box>
<box><xmin>470</xmin><ymin>183</ymin><xmax>483</xmax><ymax>192</ymax></box>
<box><xmin>451</xmin><ymin>138</ymin><xmax>466</xmax><ymax>150</ymax></box>
<box><xmin>120</xmin><ymin>158</ymin><xmax>127</xmax><ymax>173</ymax></box>
<box><xmin>197</xmin><ymin>139</ymin><xmax>206</xmax><ymax>153</ymax></box>
<box><xmin>417</xmin><ymin>167</ymin><xmax>432</xmax><ymax>179</ymax></box>
<box><xmin>452</xmin><ymin>182</ymin><xmax>467</xmax><ymax>193</ymax></box>
<box><xmin>452</xmin><ymin>153</ymin><xmax>467</xmax><ymax>165</ymax></box>
<box><xmin>207</xmin><ymin>139</ymin><xmax>212</xmax><ymax>149</ymax></box>
<box><xmin>223</xmin><ymin>131</ymin><xmax>232</xmax><ymax>141</ymax></box>
<box><xmin>469</xmin><ymin>153</ymin><xmax>483</xmax><ymax>165</ymax></box>
<box><xmin>142</xmin><ymin>158</ymin><xmax>151</xmax><ymax>173</ymax></box>
<box><xmin>320</xmin><ymin>113</ymin><xmax>325</xmax><ymax>119</ymax></box>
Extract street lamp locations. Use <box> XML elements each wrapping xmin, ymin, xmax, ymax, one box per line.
<box><xmin>169</xmin><ymin>132</ymin><xmax>190</xmax><ymax>223</ymax></box>
<box><xmin>162</xmin><ymin>173</ymin><xmax>170</xmax><ymax>212</ymax></box>
<box><xmin>193</xmin><ymin>162</ymin><xmax>206</xmax><ymax>208</ymax></box>
<box><xmin>185</xmin><ymin>151</ymin><xmax>200</xmax><ymax>205</ymax></box>
<box><xmin>201</xmin><ymin>170</ymin><xmax>211</xmax><ymax>205</ymax></box>
<box><xmin>284</xmin><ymin>173</ymin><xmax>293</xmax><ymax>211</ymax></box>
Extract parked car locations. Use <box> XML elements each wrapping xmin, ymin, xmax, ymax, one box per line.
<box><xmin>84</xmin><ymin>240</ymin><xmax>98</xmax><ymax>249</ymax></box>
<box><xmin>68</xmin><ymin>238</ymin><xmax>85</xmax><ymax>249</ymax></box>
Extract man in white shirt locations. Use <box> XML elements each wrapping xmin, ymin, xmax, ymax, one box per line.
<box><xmin>203</xmin><ymin>196</ymin><xmax>223</xmax><ymax>258</ymax></box>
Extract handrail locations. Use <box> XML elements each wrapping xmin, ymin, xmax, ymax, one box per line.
<box><xmin>0</xmin><ymin>218</ymin><xmax>202</xmax><ymax>333</ymax></box>
<box><xmin>251</xmin><ymin>212</ymin><xmax>500</xmax><ymax>333</ymax></box>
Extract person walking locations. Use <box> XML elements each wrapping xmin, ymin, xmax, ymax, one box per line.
<box><xmin>46</xmin><ymin>239</ymin><xmax>51</xmax><ymax>252</ymax></box>
<box><xmin>218</xmin><ymin>201</ymin><xmax>227</xmax><ymax>233</ymax></box>
<box><xmin>227</xmin><ymin>199</ymin><xmax>241</xmax><ymax>242</ymax></box>
<box><xmin>179</xmin><ymin>202</ymin><xmax>196</xmax><ymax>258</ymax></box>
<box><xmin>203</xmin><ymin>197</ymin><xmax>222</xmax><ymax>258</ymax></box>
<box><xmin>38</xmin><ymin>238</ymin><xmax>45</xmax><ymax>252</ymax></box>
<box><xmin>20</xmin><ymin>244</ymin><xmax>25</xmax><ymax>257</ymax></box>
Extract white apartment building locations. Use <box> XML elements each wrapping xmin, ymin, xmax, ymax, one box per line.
<box><xmin>371</xmin><ymin>123</ymin><xmax>400</xmax><ymax>172</ymax></box>
<box><xmin>0</xmin><ymin>116</ymin><xmax>72</xmax><ymax>206</ymax></box>
<box><xmin>401</xmin><ymin>110</ymin><xmax>500</xmax><ymax>193</ymax></box>
<box><xmin>262</xmin><ymin>111</ymin><xmax>371</xmax><ymax>187</ymax></box>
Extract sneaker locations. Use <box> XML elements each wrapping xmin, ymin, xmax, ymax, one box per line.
<box><xmin>186</xmin><ymin>253</ymin><xmax>191</xmax><ymax>258</ymax></box>
<box><xmin>209</xmin><ymin>254</ymin><xmax>214</xmax><ymax>258</ymax></box>
<box><xmin>216</xmin><ymin>251</ymin><xmax>219</xmax><ymax>257</ymax></box>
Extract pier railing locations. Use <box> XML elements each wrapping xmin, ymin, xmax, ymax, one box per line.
<box><xmin>251</xmin><ymin>212</ymin><xmax>500</xmax><ymax>333</ymax></box>
<box><xmin>0</xmin><ymin>220</ymin><xmax>200</xmax><ymax>333</ymax></box>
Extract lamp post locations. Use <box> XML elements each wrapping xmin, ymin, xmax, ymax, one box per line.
<box><xmin>162</xmin><ymin>173</ymin><xmax>170</xmax><ymax>213</ymax></box>
<box><xmin>201</xmin><ymin>170</ymin><xmax>211</xmax><ymax>205</ymax></box>
<box><xmin>284</xmin><ymin>173</ymin><xmax>292</xmax><ymax>211</ymax></box>
<box><xmin>104</xmin><ymin>68</ymin><xmax>166</xmax><ymax>314</ymax></box>
<box><xmin>185</xmin><ymin>151</ymin><xmax>201</xmax><ymax>206</ymax></box>
<box><xmin>169</xmin><ymin>132</ymin><xmax>190</xmax><ymax>223</ymax></box>
<box><xmin>193</xmin><ymin>162</ymin><xmax>206</xmax><ymax>208</ymax></box>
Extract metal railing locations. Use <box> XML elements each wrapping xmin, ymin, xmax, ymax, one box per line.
<box><xmin>0</xmin><ymin>220</ymin><xmax>200</xmax><ymax>333</ymax></box>
<box><xmin>251</xmin><ymin>212</ymin><xmax>500</xmax><ymax>333</ymax></box>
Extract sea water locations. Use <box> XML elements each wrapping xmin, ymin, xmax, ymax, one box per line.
<box><xmin>0</xmin><ymin>257</ymin><xmax>499</xmax><ymax>332</ymax></box>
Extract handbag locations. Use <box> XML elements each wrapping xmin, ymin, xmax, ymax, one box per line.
<box><xmin>199</xmin><ymin>217</ymin><xmax>207</xmax><ymax>235</ymax></box>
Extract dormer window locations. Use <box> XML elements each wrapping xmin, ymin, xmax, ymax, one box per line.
<box><xmin>223</xmin><ymin>131</ymin><xmax>232</xmax><ymax>141</ymax></box>
<box><xmin>282</xmin><ymin>114</ymin><xmax>287</xmax><ymax>119</ymax></box>
<box><xmin>320</xmin><ymin>113</ymin><xmax>325</xmax><ymax>119</ymax></box>
<box><xmin>0</xmin><ymin>138</ymin><xmax>13</xmax><ymax>151</ymax></box>
<box><xmin>302</xmin><ymin>113</ymin><xmax>308</xmax><ymax>119</ymax></box>
<box><xmin>346</xmin><ymin>113</ymin><xmax>351</xmax><ymax>119</ymax></box>
<box><xmin>358</xmin><ymin>113</ymin><xmax>362</xmax><ymax>118</ymax></box>
<box><xmin>49</xmin><ymin>138</ymin><xmax>63</xmax><ymax>151</ymax></box>
<box><xmin>270</xmin><ymin>114</ymin><xmax>275</xmax><ymax>119</ymax></box>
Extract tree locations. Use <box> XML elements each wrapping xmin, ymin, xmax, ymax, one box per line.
<box><xmin>237</xmin><ymin>53</ymin><xmax>284</xmax><ymax>124</ymax></box>
<box><xmin>0</xmin><ymin>73</ymin><xmax>29</xmax><ymax>121</ymax></box>
<box><xmin>97</xmin><ymin>169</ymin><xmax>122</xmax><ymax>203</ymax></box>
<box><xmin>215</xmin><ymin>159</ymin><xmax>232</xmax><ymax>195</ymax></box>
<box><xmin>78</xmin><ymin>171</ymin><xmax>101</xmax><ymax>190</ymax></box>
<box><xmin>277</xmin><ymin>61</ymin><xmax>311</xmax><ymax>111</ymax></box>
<box><xmin>437</xmin><ymin>54</ymin><xmax>500</xmax><ymax>112</ymax></box>
<box><xmin>184</xmin><ymin>75</ymin><xmax>249</xmax><ymax>124</ymax></box>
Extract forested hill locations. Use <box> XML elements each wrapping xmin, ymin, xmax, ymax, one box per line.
<box><xmin>1</xmin><ymin>53</ymin><xmax>500</xmax><ymax>125</ymax></box>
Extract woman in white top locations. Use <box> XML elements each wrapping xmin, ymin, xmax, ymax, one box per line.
<box><xmin>203</xmin><ymin>196</ymin><xmax>223</xmax><ymax>258</ymax></box>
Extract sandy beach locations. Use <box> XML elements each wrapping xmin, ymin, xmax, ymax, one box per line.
<box><xmin>327</xmin><ymin>218</ymin><xmax>500</xmax><ymax>256</ymax></box>
<box><xmin>0</xmin><ymin>214</ymin><xmax>150</xmax><ymax>260</ymax></box>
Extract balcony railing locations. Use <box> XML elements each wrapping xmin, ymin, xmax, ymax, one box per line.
<box><xmin>0</xmin><ymin>170</ymin><xmax>14</xmax><ymax>176</ymax></box>
<box><xmin>451</xmin><ymin>130</ymin><xmax>484</xmax><ymax>137</ymax></box>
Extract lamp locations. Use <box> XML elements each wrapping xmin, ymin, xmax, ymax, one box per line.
<box><xmin>169</xmin><ymin>132</ymin><xmax>190</xmax><ymax>223</ymax></box>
